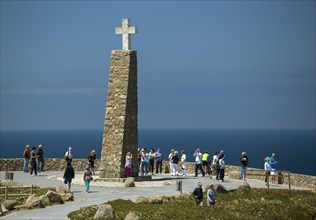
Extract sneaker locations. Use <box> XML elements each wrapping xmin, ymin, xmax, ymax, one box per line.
<box><xmin>219</xmin><ymin>180</ymin><xmax>223</xmax><ymax>182</ymax></box>
<box><xmin>31</xmin><ymin>174</ymin><xmax>35</xmax><ymax>177</ymax></box>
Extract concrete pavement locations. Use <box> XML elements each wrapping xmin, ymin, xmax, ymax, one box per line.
<box><xmin>0</xmin><ymin>171</ymin><xmax>309</xmax><ymax>220</ymax></box>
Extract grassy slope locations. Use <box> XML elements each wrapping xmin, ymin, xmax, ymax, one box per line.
<box><xmin>68</xmin><ymin>189</ymin><xmax>316</xmax><ymax>220</ymax></box>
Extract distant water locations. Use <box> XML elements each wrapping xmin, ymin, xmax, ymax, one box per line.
<box><xmin>1</xmin><ymin>129</ymin><xmax>315</xmax><ymax>176</ymax></box>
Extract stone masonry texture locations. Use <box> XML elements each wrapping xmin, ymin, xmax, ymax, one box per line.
<box><xmin>99</xmin><ymin>50</ymin><xmax>138</xmax><ymax>178</ymax></box>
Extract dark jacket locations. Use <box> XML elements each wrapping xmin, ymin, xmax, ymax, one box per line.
<box><xmin>36</xmin><ymin>148</ymin><xmax>44</xmax><ymax>159</ymax></box>
<box><xmin>63</xmin><ymin>165</ymin><xmax>75</xmax><ymax>179</ymax></box>
<box><xmin>172</xmin><ymin>155</ymin><xmax>179</xmax><ymax>164</ymax></box>
<box><xmin>240</xmin><ymin>156</ymin><xmax>249</xmax><ymax>166</ymax></box>
<box><xmin>192</xmin><ymin>187</ymin><xmax>203</xmax><ymax>199</ymax></box>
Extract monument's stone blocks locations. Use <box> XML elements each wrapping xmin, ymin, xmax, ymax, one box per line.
<box><xmin>99</xmin><ymin>50</ymin><xmax>138</xmax><ymax>178</ymax></box>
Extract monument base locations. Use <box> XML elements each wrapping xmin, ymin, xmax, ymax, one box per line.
<box><xmin>94</xmin><ymin>175</ymin><xmax>152</xmax><ymax>183</ymax></box>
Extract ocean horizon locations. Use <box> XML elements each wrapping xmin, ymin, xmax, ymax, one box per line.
<box><xmin>1</xmin><ymin>128</ymin><xmax>315</xmax><ymax>176</ymax></box>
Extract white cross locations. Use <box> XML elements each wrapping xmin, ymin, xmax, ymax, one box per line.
<box><xmin>115</xmin><ymin>19</ymin><xmax>138</xmax><ymax>50</ymax></box>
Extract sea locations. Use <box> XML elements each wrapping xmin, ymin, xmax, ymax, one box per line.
<box><xmin>0</xmin><ymin>129</ymin><xmax>315</xmax><ymax>176</ymax></box>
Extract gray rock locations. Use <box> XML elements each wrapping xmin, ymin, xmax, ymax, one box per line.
<box><xmin>94</xmin><ymin>204</ymin><xmax>115</xmax><ymax>219</ymax></box>
<box><xmin>25</xmin><ymin>194</ymin><xmax>42</xmax><ymax>208</ymax></box>
<box><xmin>124</xmin><ymin>177</ymin><xmax>135</xmax><ymax>187</ymax></box>
<box><xmin>125</xmin><ymin>212</ymin><xmax>141</xmax><ymax>220</ymax></box>
<box><xmin>1</xmin><ymin>200</ymin><xmax>18</xmax><ymax>210</ymax></box>
<box><xmin>45</xmin><ymin>190</ymin><xmax>64</xmax><ymax>204</ymax></box>
<box><xmin>214</xmin><ymin>184</ymin><xmax>229</xmax><ymax>194</ymax></box>
<box><xmin>60</xmin><ymin>192</ymin><xmax>74</xmax><ymax>202</ymax></box>
<box><xmin>238</xmin><ymin>182</ymin><xmax>251</xmax><ymax>191</ymax></box>
<box><xmin>134</xmin><ymin>196</ymin><xmax>149</xmax><ymax>204</ymax></box>
<box><xmin>56</xmin><ymin>186</ymin><xmax>71</xmax><ymax>194</ymax></box>
<box><xmin>39</xmin><ymin>195</ymin><xmax>50</xmax><ymax>206</ymax></box>
<box><xmin>147</xmin><ymin>195</ymin><xmax>163</xmax><ymax>204</ymax></box>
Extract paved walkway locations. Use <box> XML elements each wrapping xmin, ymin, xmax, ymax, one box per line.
<box><xmin>0</xmin><ymin>171</ymin><xmax>309</xmax><ymax>220</ymax></box>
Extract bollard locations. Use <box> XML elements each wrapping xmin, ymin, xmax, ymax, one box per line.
<box><xmin>176</xmin><ymin>180</ymin><xmax>182</xmax><ymax>194</ymax></box>
<box><xmin>5</xmin><ymin>172</ymin><xmax>14</xmax><ymax>180</ymax></box>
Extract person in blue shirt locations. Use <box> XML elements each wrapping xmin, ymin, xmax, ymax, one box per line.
<box><xmin>269</xmin><ymin>153</ymin><xmax>278</xmax><ymax>183</ymax></box>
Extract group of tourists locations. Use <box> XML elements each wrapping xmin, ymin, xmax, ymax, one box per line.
<box><xmin>22</xmin><ymin>145</ymin><xmax>97</xmax><ymax>193</ymax></box>
<box><xmin>23</xmin><ymin>144</ymin><xmax>45</xmax><ymax>176</ymax></box>
<box><xmin>192</xmin><ymin>182</ymin><xmax>216</xmax><ymax>207</ymax></box>
<box><xmin>264</xmin><ymin>153</ymin><xmax>278</xmax><ymax>184</ymax></box>
<box><xmin>135</xmin><ymin>148</ymin><xmax>164</xmax><ymax>177</ymax></box>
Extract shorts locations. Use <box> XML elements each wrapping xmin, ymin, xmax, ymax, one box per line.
<box><xmin>270</xmin><ymin>169</ymin><xmax>276</xmax><ymax>176</ymax></box>
<box><xmin>202</xmin><ymin>161</ymin><xmax>208</xmax><ymax>166</ymax></box>
<box><xmin>64</xmin><ymin>177</ymin><xmax>72</xmax><ymax>184</ymax></box>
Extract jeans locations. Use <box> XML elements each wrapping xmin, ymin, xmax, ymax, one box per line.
<box><xmin>30</xmin><ymin>160</ymin><xmax>37</xmax><ymax>175</ymax></box>
<box><xmin>240</xmin><ymin>166</ymin><xmax>247</xmax><ymax>179</ymax></box>
<box><xmin>23</xmin><ymin>158</ymin><xmax>29</xmax><ymax>172</ymax></box>
<box><xmin>155</xmin><ymin>161</ymin><xmax>162</xmax><ymax>173</ymax></box>
<box><xmin>37</xmin><ymin>158</ymin><xmax>44</xmax><ymax>171</ymax></box>
<box><xmin>140</xmin><ymin>161</ymin><xmax>148</xmax><ymax>175</ymax></box>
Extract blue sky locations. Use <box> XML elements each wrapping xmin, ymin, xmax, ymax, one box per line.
<box><xmin>1</xmin><ymin>1</ymin><xmax>315</xmax><ymax>130</ymax></box>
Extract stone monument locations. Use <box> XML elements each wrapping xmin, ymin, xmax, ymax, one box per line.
<box><xmin>99</xmin><ymin>19</ymin><xmax>139</xmax><ymax>178</ymax></box>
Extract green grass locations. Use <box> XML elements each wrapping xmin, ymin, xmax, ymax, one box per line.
<box><xmin>68</xmin><ymin>189</ymin><xmax>316</xmax><ymax>220</ymax></box>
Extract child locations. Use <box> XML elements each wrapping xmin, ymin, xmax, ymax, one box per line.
<box><xmin>125</xmin><ymin>152</ymin><xmax>133</xmax><ymax>177</ymax></box>
<box><xmin>207</xmin><ymin>184</ymin><xmax>216</xmax><ymax>208</ymax></box>
<box><xmin>83</xmin><ymin>165</ymin><xmax>93</xmax><ymax>192</ymax></box>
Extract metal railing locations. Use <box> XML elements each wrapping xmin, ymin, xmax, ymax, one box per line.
<box><xmin>242</xmin><ymin>169</ymin><xmax>291</xmax><ymax>191</ymax></box>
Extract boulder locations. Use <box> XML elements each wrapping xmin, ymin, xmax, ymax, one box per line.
<box><xmin>147</xmin><ymin>195</ymin><xmax>163</xmax><ymax>204</ymax></box>
<box><xmin>94</xmin><ymin>204</ymin><xmax>115</xmax><ymax>219</ymax></box>
<box><xmin>228</xmin><ymin>171</ymin><xmax>240</xmax><ymax>179</ymax></box>
<box><xmin>214</xmin><ymin>184</ymin><xmax>229</xmax><ymax>194</ymax></box>
<box><xmin>124</xmin><ymin>177</ymin><xmax>135</xmax><ymax>187</ymax></box>
<box><xmin>125</xmin><ymin>212</ymin><xmax>141</xmax><ymax>220</ymax></box>
<box><xmin>1</xmin><ymin>200</ymin><xmax>18</xmax><ymax>210</ymax></box>
<box><xmin>25</xmin><ymin>194</ymin><xmax>42</xmax><ymax>208</ymax></box>
<box><xmin>134</xmin><ymin>196</ymin><xmax>150</xmax><ymax>204</ymax></box>
<box><xmin>56</xmin><ymin>186</ymin><xmax>71</xmax><ymax>194</ymax></box>
<box><xmin>60</xmin><ymin>192</ymin><xmax>74</xmax><ymax>202</ymax></box>
<box><xmin>237</xmin><ymin>182</ymin><xmax>251</xmax><ymax>191</ymax></box>
<box><xmin>45</xmin><ymin>190</ymin><xmax>64</xmax><ymax>204</ymax></box>
<box><xmin>163</xmin><ymin>181</ymin><xmax>172</xmax><ymax>186</ymax></box>
<box><xmin>39</xmin><ymin>195</ymin><xmax>50</xmax><ymax>206</ymax></box>
<box><xmin>0</xmin><ymin>204</ymin><xmax>3</xmax><ymax>216</ymax></box>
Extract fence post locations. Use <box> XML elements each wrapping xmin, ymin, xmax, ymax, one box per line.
<box><xmin>31</xmin><ymin>185</ymin><xmax>33</xmax><ymax>195</ymax></box>
<box><xmin>288</xmin><ymin>172</ymin><xmax>291</xmax><ymax>191</ymax></box>
<box><xmin>5</xmin><ymin>186</ymin><xmax>8</xmax><ymax>200</ymax></box>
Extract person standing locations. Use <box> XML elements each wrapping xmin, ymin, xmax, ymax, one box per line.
<box><xmin>63</xmin><ymin>162</ymin><xmax>75</xmax><ymax>190</ymax></box>
<box><xmin>193</xmin><ymin>148</ymin><xmax>205</xmax><ymax>177</ymax></box>
<box><xmin>240</xmin><ymin>152</ymin><xmax>248</xmax><ymax>179</ymax></box>
<box><xmin>264</xmin><ymin>156</ymin><xmax>272</xmax><ymax>184</ymax></box>
<box><xmin>168</xmin><ymin>149</ymin><xmax>175</xmax><ymax>175</ymax></box>
<box><xmin>140</xmin><ymin>148</ymin><xmax>149</xmax><ymax>176</ymax></box>
<box><xmin>181</xmin><ymin>150</ymin><xmax>187</xmax><ymax>176</ymax></box>
<box><xmin>192</xmin><ymin>182</ymin><xmax>203</xmax><ymax>206</ymax></box>
<box><xmin>171</xmin><ymin>151</ymin><xmax>179</xmax><ymax>176</ymax></box>
<box><xmin>87</xmin><ymin>150</ymin><xmax>96</xmax><ymax>175</ymax></box>
<box><xmin>207</xmin><ymin>184</ymin><xmax>216</xmax><ymax>208</ymax></box>
<box><xmin>148</xmin><ymin>148</ymin><xmax>155</xmax><ymax>175</ymax></box>
<box><xmin>64</xmin><ymin>147</ymin><xmax>73</xmax><ymax>165</ymax></box>
<box><xmin>36</xmin><ymin>144</ymin><xmax>45</xmax><ymax>172</ymax></box>
<box><xmin>219</xmin><ymin>155</ymin><xmax>225</xmax><ymax>182</ymax></box>
<box><xmin>83</xmin><ymin>165</ymin><xmax>93</xmax><ymax>193</ymax></box>
<box><xmin>125</xmin><ymin>152</ymin><xmax>133</xmax><ymax>177</ymax></box>
<box><xmin>211</xmin><ymin>151</ymin><xmax>219</xmax><ymax>179</ymax></box>
<box><xmin>30</xmin><ymin>147</ymin><xmax>38</xmax><ymax>176</ymax></box>
<box><xmin>23</xmin><ymin>145</ymin><xmax>31</xmax><ymax>173</ymax></box>
<box><xmin>269</xmin><ymin>153</ymin><xmax>278</xmax><ymax>183</ymax></box>
<box><xmin>155</xmin><ymin>148</ymin><xmax>163</xmax><ymax>174</ymax></box>
<box><xmin>202</xmin><ymin>151</ymin><xmax>210</xmax><ymax>173</ymax></box>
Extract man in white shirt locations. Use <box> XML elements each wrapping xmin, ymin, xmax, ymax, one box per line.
<box><xmin>193</xmin><ymin>148</ymin><xmax>205</xmax><ymax>177</ymax></box>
